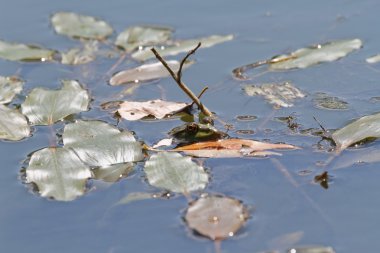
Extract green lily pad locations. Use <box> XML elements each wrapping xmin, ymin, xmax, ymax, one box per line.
<box><xmin>144</xmin><ymin>152</ymin><xmax>208</xmax><ymax>193</ymax></box>
<box><xmin>25</xmin><ymin>147</ymin><xmax>92</xmax><ymax>201</ymax></box>
<box><xmin>115</xmin><ymin>25</ymin><xmax>173</xmax><ymax>53</ymax></box>
<box><xmin>110</xmin><ymin>60</ymin><xmax>193</xmax><ymax>85</ymax></box>
<box><xmin>21</xmin><ymin>80</ymin><xmax>90</xmax><ymax>125</ymax></box>
<box><xmin>0</xmin><ymin>104</ymin><xmax>30</xmax><ymax>141</ymax></box>
<box><xmin>0</xmin><ymin>76</ymin><xmax>24</xmax><ymax>104</ymax></box>
<box><xmin>184</xmin><ymin>194</ymin><xmax>249</xmax><ymax>240</ymax></box>
<box><xmin>0</xmin><ymin>40</ymin><xmax>55</xmax><ymax>62</ymax></box>
<box><xmin>269</xmin><ymin>39</ymin><xmax>362</xmax><ymax>70</ymax></box>
<box><xmin>63</xmin><ymin>120</ymin><xmax>144</xmax><ymax>167</ymax></box>
<box><xmin>93</xmin><ymin>163</ymin><xmax>134</xmax><ymax>182</ymax></box>
<box><xmin>313</xmin><ymin>92</ymin><xmax>348</xmax><ymax>110</ymax></box>
<box><xmin>51</xmin><ymin>12</ymin><xmax>113</xmax><ymax>40</ymax></box>
<box><xmin>332</xmin><ymin>112</ymin><xmax>380</xmax><ymax>151</ymax></box>
<box><xmin>132</xmin><ymin>34</ymin><xmax>233</xmax><ymax>61</ymax></box>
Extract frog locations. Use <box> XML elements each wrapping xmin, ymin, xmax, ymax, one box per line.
<box><xmin>168</xmin><ymin>122</ymin><xmax>228</xmax><ymax>143</ymax></box>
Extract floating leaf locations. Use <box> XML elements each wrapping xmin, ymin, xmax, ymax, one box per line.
<box><xmin>244</xmin><ymin>82</ymin><xmax>306</xmax><ymax>108</ymax></box>
<box><xmin>0</xmin><ymin>40</ymin><xmax>55</xmax><ymax>62</ymax></box>
<box><xmin>63</xmin><ymin>120</ymin><xmax>144</xmax><ymax>167</ymax></box>
<box><xmin>61</xmin><ymin>41</ymin><xmax>98</xmax><ymax>65</ymax></box>
<box><xmin>332</xmin><ymin>147</ymin><xmax>380</xmax><ymax>170</ymax></box>
<box><xmin>0</xmin><ymin>104</ymin><xmax>30</xmax><ymax>141</ymax></box>
<box><xmin>25</xmin><ymin>147</ymin><xmax>92</xmax><ymax>201</ymax></box>
<box><xmin>115</xmin><ymin>25</ymin><xmax>173</xmax><ymax>52</ymax></box>
<box><xmin>0</xmin><ymin>76</ymin><xmax>24</xmax><ymax>104</ymax></box>
<box><xmin>93</xmin><ymin>163</ymin><xmax>134</xmax><ymax>182</ymax></box>
<box><xmin>152</xmin><ymin>138</ymin><xmax>173</xmax><ymax>148</ymax></box>
<box><xmin>366</xmin><ymin>54</ymin><xmax>380</xmax><ymax>64</ymax></box>
<box><xmin>110</xmin><ymin>60</ymin><xmax>193</xmax><ymax>85</ymax></box>
<box><xmin>313</xmin><ymin>92</ymin><xmax>348</xmax><ymax>110</ymax></box>
<box><xmin>269</xmin><ymin>39</ymin><xmax>362</xmax><ymax>70</ymax></box>
<box><xmin>331</xmin><ymin>112</ymin><xmax>380</xmax><ymax>151</ymax></box>
<box><xmin>21</xmin><ymin>80</ymin><xmax>89</xmax><ymax>125</ymax></box>
<box><xmin>184</xmin><ymin>194</ymin><xmax>249</xmax><ymax>240</ymax></box>
<box><xmin>233</xmin><ymin>39</ymin><xmax>362</xmax><ymax>79</ymax></box>
<box><xmin>117</xmin><ymin>99</ymin><xmax>189</xmax><ymax>120</ymax></box>
<box><xmin>286</xmin><ymin>246</ymin><xmax>335</xmax><ymax>253</ymax></box>
<box><xmin>174</xmin><ymin>138</ymin><xmax>299</xmax><ymax>158</ymax></box>
<box><xmin>51</xmin><ymin>12</ymin><xmax>113</xmax><ymax>40</ymax></box>
<box><xmin>144</xmin><ymin>152</ymin><xmax>208</xmax><ymax>193</ymax></box>
<box><xmin>132</xmin><ymin>34</ymin><xmax>233</xmax><ymax>61</ymax></box>
<box><xmin>269</xmin><ymin>231</ymin><xmax>304</xmax><ymax>252</ymax></box>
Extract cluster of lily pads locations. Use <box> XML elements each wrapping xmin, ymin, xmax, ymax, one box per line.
<box><xmin>2</xmin><ymin>11</ymin><xmax>380</xmax><ymax>251</ymax></box>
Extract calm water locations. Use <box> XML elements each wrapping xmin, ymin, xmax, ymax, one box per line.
<box><xmin>1</xmin><ymin>0</ymin><xmax>380</xmax><ymax>252</ymax></box>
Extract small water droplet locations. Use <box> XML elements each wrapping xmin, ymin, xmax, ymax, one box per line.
<box><xmin>138</xmin><ymin>46</ymin><xmax>143</xmax><ymax>50</ymax></box>
<box><xmin>160</xmin><ymin>46</ymin><xmax>165</xmax><ymax>50</ymax></box>
<box><xmin>289</xmin><ymin>249</ymin><xmax>297</xmax><ymax>253</ymax></box>
<box><xmin>41</xmin><ymin>58</ymin><xmax>46</xmax><ymax>62</ymax></box>
<box><xmin>209</xmin><ymin>216</ymin><xmax>220</xmax><ymax>224</ymax></box>
<box><xmin>134</xmin><ymin>79</ymin><xmax>139</xmax><ymax>83</ymax></box>
<box><xmin>228</xmin><ymin>232</ymin><xmax>234</xmax><ymax>237</ymax></box>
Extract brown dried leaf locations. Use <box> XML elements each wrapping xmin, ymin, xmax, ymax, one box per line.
<box><xmin>174</xmin><ymin>138</ymin><xmax>299</xmax><ymax>158</ymax></box>
<box><xmin>185</xmin><ymin>194</ymin><xmax>249</xmax><ymax>240</ymax></box>
<box><xmin>117</xmin><ymin>99</ymin><xmax>189</xmax><ymax>121</ymax></box>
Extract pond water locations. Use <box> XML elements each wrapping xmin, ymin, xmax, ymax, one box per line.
<box><xmin>1</xmin><ymin>0</ymin><xmax>380</xmax><ymax>252</ymax></box>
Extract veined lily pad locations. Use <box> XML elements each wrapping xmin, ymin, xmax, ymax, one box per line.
<box><xmin>51</xmin><ymin>12</ymin><xmax>113</xmax><ymax>40</ymax></box>
<box><xmin>332</xmin><ymin>112</ymin><xmax>380</xmax><ymax>151</ymax></box>
<box><xmin>110</xmin><ymin>60</ymin><xmax>193</xmax><ymax>85</ymax></box>
<box><xmin>132</xmin><ymin>34</ymin><xmax>234</xmax><ymax>61</ymax></box>
<box><xmin>0</xmin><ymin>76</ymin><xmax>24</xmax><ymax>104</ymax></box>
<box><xmin>143</xmin><ymin>152</ymin><xmax>208</xmax><ymax>193</ymax></box>
<box><xmin>0</xmin><ymin>40</ymin><xmax>55</xmax><ymax>62</ymax></box>
<box><xmin>0</xmin><ymin>104</ymin><xmax>30</xmax><ymax>141</ymax></box>
<box><xmin>63</xmin><ymin>120</ymin><xmax>144</xmax><ymax>167</ymax></box>
<box><xmin>244</xmin><ymin>82</ymin><xmax>306</xmax><ymax>108</ymax></box>
<box><xmin>21</xmin><ymin>80</ymin><xmax>90</xmax><ymax>125</ymax></box>
<box><xmin>184</xmin><ymin>194</ymin><xmax>249</xmax><ymax>240</ymax></box>
<box><xmin>115</xmin><ymin>25</ymin><xmax>173</xmax><ymax>53</ymax></box>
<box><xmin>25</xmin><ymin>147</ymin><xmax>92</xmax><ymax>201</ymax></box>
<box><xmin>61</xmin><ymin>41</ymin><xmax>98</xmax><ymax>65</ymax></box>
<box><xmin>269</xmin><ymin>39</ymin><xmax>362</xmax><ymax>70</ymax></box>
<box><xmin>93</xmin><ymin>163</ymin><xmax>134</xmax><ymax>182</ymax></box>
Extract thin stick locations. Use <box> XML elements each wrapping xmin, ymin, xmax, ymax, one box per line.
<box><xmin>177</xmin><ymin>42</ymin><xmax>201</xmax><ymax>83</ymax></box>
<box><xmin>190</xmin><ymin>86</ymin><xmax>209</xmax><ymax>107</ymax></box>
<box><xmin>151</xmin><ymin>45</ymin><xmax>213</xmax><ymax>117</ymax></box>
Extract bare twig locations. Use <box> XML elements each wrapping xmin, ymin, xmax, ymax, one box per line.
<box><xmin>177</xmin><ymin>42</ymin><xmax>201</xmax><ymax>83</ymax></box>
<box><xmin>151</xmin><ymin>44</ymin><xmax>213</xmax><ymax>117</ymax></box>
<box><xmin>190</xmin><ymin>86</ymin><xmax>209</xmax><ymax>107</ymax></box>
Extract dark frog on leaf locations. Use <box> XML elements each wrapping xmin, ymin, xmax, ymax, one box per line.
<box><xmin>169</xmin><ymin>122</ymin><xmax>227</xmax><ymax>143</ymax></box>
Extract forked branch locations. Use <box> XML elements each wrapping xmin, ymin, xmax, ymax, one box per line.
<box><xmin>151</xmin><ymin>43</ymin><xmax>213</xmax><ymax>117</ymax></box>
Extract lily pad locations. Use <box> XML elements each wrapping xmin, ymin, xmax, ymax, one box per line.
<box><xmin>51</xmin><ymin>12</ymin><xmax>113</xmax><ymax>40</ymax></box>
<box><xmin>184</xmin><ymin>194</ymin><xmax>249</xmax><ymax>240</ymax></box>
<box><xmin>332</xmin><ymin>112</ymin><xmax>380</xmax><ymax>151</ymax></box>
<box><xmin>244</xmin><ymin>82</ymin><xmax>306</xmax><ymax>108</ymax></box>
<box><xmin>93</xmin><ymin>163</ymin><xmax>134</xmax><ymax>182</ymax></box>
<box><xmin>115</xmin><ymin>192</ymin><xmax>155</xmax><ymax>206</ymax></box>
<box><xmin>25</xmin><ymin>147</ymin><xmax>92</xmax><ymax>201</ymax></box>
<box><xmin>143</xmin><ymin>152</ymin><xmax>208</xmax><ymax>193</ymax></box>
<box><xmin>61</xmin><ymin>41</ymin><xmax>98</xmax><ymax>65</ymax></box>
<box><xmin>115</xmin><ymin>25</ymin><xmax>173</xmax><ymax>52</ymax></box>
<box><xmin>63</xmin><ymin>120</ymin><xmax>144</xmax><ymax>167</ymax></box>
<box><xmin>313</xmin><ymin>92</ymin><xmax>348</xmax><ymax>110</ymax></box>
<box><xmin>269</xmin><ymin>39</ymin><xmax>362</xmax><ymax>70</ymax></box>
<box><xmin>21</xmin><ymin>80</ymin><xmax>90</xmax><ymax>125</ymax></box>
<box><xmin>366</xmin><ymin>54</ymin><xmax>380</xmax><ymax>64</ymax></box>
<box><xmin>0</xmin><ymin>40</ymin><xmax>55</xmax><ymax>62</ymax></box>
<box><xmin>0</xmin><ymin>76</ymin><xmax>24</xmax><ymax>104</ymax></box>
<box><xmin>117</xmin><ymin>99</ymin><xmax>189</xmax><ymax>120</ymax></box>
<box><xmin>0</xmin><ymin>104</ymin><xmax>30</xmax><ymax>141</ymax></box>
<box><xmin>132</xmin><ymin>34</ymin><xmax>234</xmax><ymax>61</ymax></box>
<box><xmin>110</xmin><ymin>60</ymin><xmax>193</xmax><ymax>85</ymax></box>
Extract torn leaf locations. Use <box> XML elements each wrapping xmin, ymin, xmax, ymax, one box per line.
<box><xmin>0</xmin><ymin>76</ymin><xmax>24</xmax><ymax>104</ymax></box>
<box><xmin>244</xmin><ymin>82</ymin><xmax>306</xmax><ymax>108</ymax></box>
<box><xmin>0</xmin><ymin>104</ymin><xmax>30</xmax><ymax>141</ymax></box>
<box><xmin>117</xmin><ymin>99</ymin><xmax>189</xmax><ymax>120</ymax></box>
<box><xmin>61</xmin><ymin>41</ymin><xmax>98</xmax><ymax>65</ymax></box>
